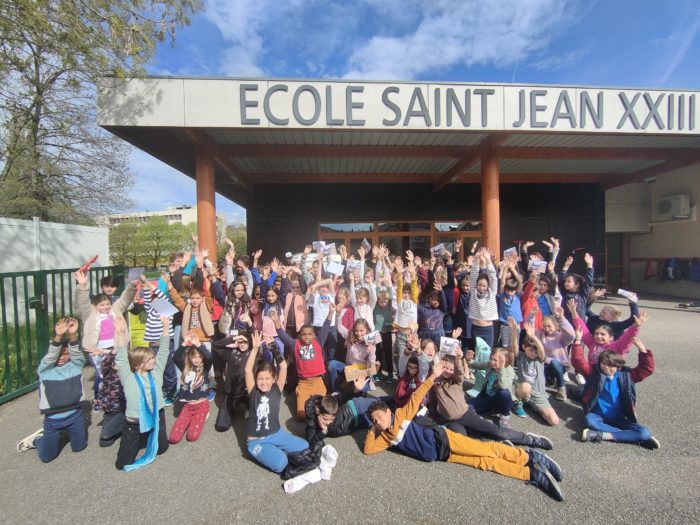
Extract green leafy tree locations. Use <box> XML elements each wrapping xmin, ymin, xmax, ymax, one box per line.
<box><xmin>0</xmin><ymin>0</ymin><xmax>202</xmax><ymax>222</ymax></box>
<box><xmin>109</xmin><ymin>218</ymin><xmax>140</xmax><ymax>266</ymax></box>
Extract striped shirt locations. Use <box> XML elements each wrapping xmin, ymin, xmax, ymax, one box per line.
<box><xmin>142</xmin><ymin>288</ymin><xmax>176</xmax><ymax>342</ymax></box>
<box><xmin>468</xmin><ymin>262</ymin><xmax>499</xmax><ymax>321</ymax></box>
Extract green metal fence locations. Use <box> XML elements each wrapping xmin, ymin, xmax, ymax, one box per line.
<box><xmin>0</xmin><ymin>265</ymin><xmax>126</xmax><ymax>404</ymax></box>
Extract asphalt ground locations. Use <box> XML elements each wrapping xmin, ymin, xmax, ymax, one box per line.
<box><xmin>1</xmin><ymin>295</ymin><xmax>699</xmax><ymax>525</ymax></box>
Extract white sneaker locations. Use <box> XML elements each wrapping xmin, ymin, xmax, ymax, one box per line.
<box><xmin>17</xmin><ymin>428</ymin><xmax>43</xmax><ymax>452</ymax></box>
<box><xmin>563</xmin><ymin>372</ymin><xmax>570</xmax><ymax>383</ymax></box>
<box><xmin>575</xmin><ymin>373</ymin><xmax>586</xmax><ymax>385</ymax></box>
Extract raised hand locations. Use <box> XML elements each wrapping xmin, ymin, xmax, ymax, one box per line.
<box><xmin>451</xmin><ymin>327</ymin><xmax>463</xmax><ymax>339</ymax></box>
<box><xmin>455</xmin><ymin>240</ymin><xmax>463</xmax><ymax>252</ymax></box>
<box><xmin>567</xmin><ymin>298</ymin><xmax>578</xmax><ymax>317</ymax></box>
<box><xmin>160</xmin><ymin>315</ymin><xmax>170</xmax><ymax>331</ymax></box>
<box><xmin>251</xmin><ymin>330</ymin><xmax>263</xmax><ymax>349</ymax></box>
<box><xmin>507</xmin><ymin>316</ymin><xmax>518</xmax><ymax>331</ymax></box>
<box><xmin>523</xmin><ymin>241</ymin><xmax>534</xmax><ymax>250</ymax></box>
<box><xmin>574</xmin><ymin>325</ymin><xmax>583</xmax><ymax>340</ymax></box>
<box><xmin>523</xmin><ymin>321</ymin><xmax>535</xmax><ymax>336</ymax></box>
<box><xmin>631</xmin><ymin>336</ymin><xmax>647</xmax><ymax>353</ymax></box>
<box><xmin>432</xmin><ymin>360</ymin><xmax>445</xmax><ymax>378</ymax></box>
<box><xmin>405</xmin><ymin>250</ymin><xmax>414</xmax><ymax>262</ymax></box>
<box><xmin>584</xmin><ymin>253</ymin><xmax>594</xmax><ymax>268</ymax></box>
<box><xmin>74</xmin><ymin>270</ymin><xmax>87</xmax><ymax>286</ymax></box>
<box><xmin>54</xmin><ymin>318</ymin><xmax>69</xmax><ymax>336</ymax></box>
<box><xmin>634</xmin><ymin>310</ymin><xmax>649</xmax><ymax>327</ymax></box>
<box><xmin>225</xmin><ymin>250</ymin><xmax>234</xmax><ymax>266</ymax></box>
<box><xmin>67</xmin><ymin>318</ymin><xmax>79</xmax><ymax>335</ymax></box>
<box><xmin>190</xmin><ymin>332</ymin><xmax>202</xmax><ymax>347</ymax></box>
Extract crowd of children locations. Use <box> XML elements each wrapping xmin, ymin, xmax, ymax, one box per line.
<box><xmin>17</xmin><ymin>236</ymin><xmax>659</xmax><ymax>501</ymax></box>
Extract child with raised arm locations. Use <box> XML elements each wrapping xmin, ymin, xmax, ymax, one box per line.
<box><xmin>169</xmin><ymin>331</ymin><xmax>213</xmax><ymax>444</ymax></box>
<box><xmin>328</xmin><ymin>319</ymin><xmax>377</xmax><ymax>392</ymax></box>
<box><xmin>115</xmin><ymin>314</ymin><xmax>171</xmax><ymax>471</ymax></box>
<box><xmin>558</xmin><ymin>252</ymin><xmax>594</xmax><ymax>323</ymax></box>
<box><xmin>417</xmin><ymin>279</ymin><xmax>448</xmax><ymax>348</ymax></box>
<box><xmin>73</xmin><ymin>269</ymin><xmax>137</xmax><ymax>411</ymax></box>
<box><xmin>469</xmin><ymin>247</ymin><xmax>499</xmax><ymax>349</ymax></box>
<box><xmin>428</xmin><ymin>335</ymin><xmax>552</xmax><ymax>449</ymax></box>
<box><xmin>567</xmin><ymin>299</ymin><xmax>648</xmax><ymax>365</ymax></box>
<box><xmin>392</xmin><ymin>255</ymin><xmax>419</xmax><ymax>379</ymax></box>
<box><xmin>271</xmin><ymin>307</ymin><xmax>332</xmax><ymax>421</ymax></box>
<box><xmin>364</xmin><ymin>360</ymin><xmax>565</xmax><ymax>501</ymax></box>
<box><xmin>373</xmin><ymin>288</ymin><xmax>395</xmax><ymax>383</ymax></box>
<box><xmin>511</xmin><ymin>320</ymin><xmax>561</xmax><ymax>426</ymax></box>
<box><xmin>17</xmin><ymin>319</ymin><xmax>87</xmax><ymax>462</ymax></box>
<box><xmin>497</xmin><ymin>260</ymin><xmax>523</xmax><ymax>348</ymax></box>
<box><xmin>468</xmin><ymin>344</ymin><xmax>517</xmax><ymax>429</ymax></box>
<box><xmin>537</xmin><ymin>304</ymin><xmax>578</xmax><ymax>397</ymax></box>
<box><xmin>571</xmin><ymin>329</ymin><xmax>658</xmax><ymax>449</ymax></box>
<box><xmin>586</xmin><ymin>292</ymin><xmax>641</xmax><ymax>340</ymax></box>
<box><xmin>245</xmin><ymin>332</ymin><xmax>309</xmax><ymax>474</ymax></box>
<box><xmin>212</xmin><ymin>331</ymin><xmax>253</xmax><ymax>432</ymax></box>
<box><xmin>308</xmin><ymin>251</ymin><xmax>337</xmax><ymax>359</ymax></box>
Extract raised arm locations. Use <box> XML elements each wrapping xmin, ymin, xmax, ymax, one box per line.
<box><xmin>245</xmin><ymin>331</ymin><xmax>262</xmax><ymax>394</ymax></box>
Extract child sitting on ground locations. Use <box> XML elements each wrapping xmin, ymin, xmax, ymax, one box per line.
<box><xmin>394</xmin><ymin>355</ymin><xmax>423</xmax><ymax>408</ymax></box>
<box><xmin>17</xmin><ymin>319</ymin><xmax>87</xmax><ymax>462</ymax></box>
<box><xmin>468</xmin><ymin>345</ymin><xmax>516</xmax><ymax>429</ymax></box>
<box><xmin>571</xmin><ymin>328</ymin><xmax>659</xmax><ymax>449</ymax></box>
<box><xmin>558</xmin><ymin>253</ymin><xmax>594</xmax><ymax>323</ymax></box>
<box><xmin>364</xmin><ymin>361</ymin><xmax>565</xmax><ymax>501</ymax></box>
<box><xmin>537</xmin><ymin>306</ymin><xmax>578</xmax><ymax>398</ymax></box>
<box><xmin>586</xmin><ymin>292</ymin><xmax>640</xmax><ymax>340</ymax></box>
<box><xmin>245</xmin><ymin>331</ymin><xmax>309</xmax><ymax>474</ymax></box>
<box><xmin>511</xmin><ymin>319</ymin><xmax>561</xmax><ymax>426</ymax></box>
<box><xmin>115</xmin><ymin>315</ymin><xmax>171</xmax><ymax>471</ymax></box>
<box><xmin>169</xmin><ymin>331</ymin><xmax>212</xmax><ymax>444</ymax></box>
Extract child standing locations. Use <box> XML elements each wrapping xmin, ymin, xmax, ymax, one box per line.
<box><xmin>212</xmin><ymin>331</ymin><xmax>253</xmax><ymax>432</ymax></box>
<box><xmin>169</xmin><ymin>332</ymin><xmax>213</xmax><ymax>444</ymax></box>
<box><xmin>469</xmin><ymin>247</ymin><xmax>499</xmax><ymax>349</ymax></box>
<box><xmin>17</xmin><ymin>319</ymin><xmax>87</xmax><ymax>462</ymax></box>
<box><xmin>114</xmin><ymin>315</ymin><xmax>171</xmax><ymax>471</ymax></box>
<box><xmin>417</xmin><ymin>281</ymin><xmax>447</xmax><ymax>347</ymax></box>
<box><xmin>373</xmin><ymin>289</ymin><xmax>395</xmax><ymax>383</ymax></box>
<box><xmin>497</xmin><ymin>261</ymin><xmax>523</xmax><ymax>348</ymax></box>
<box><xmin>245</xmin><ymin>332</ymin><xmax>309</xmax><ymax>474</ymax></box>
<box><xmin>571</xmin><ymin>329</ymin><xmax>659</xmax><ymax>449</ymax></box>
<box><xmin>392</xmin><ymin>256</ymin><xmax>419</xmax><ymax>379</ymax></box>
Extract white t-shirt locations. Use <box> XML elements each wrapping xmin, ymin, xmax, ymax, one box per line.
<box><xmin>312</xmin><ymin>292</ymin><xmax>336</xmax><ymax>327</ymax></box>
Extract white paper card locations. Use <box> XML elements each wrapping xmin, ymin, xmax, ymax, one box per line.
<box><xmin>439</xmin><ymin>337</ymin><xmax>461</xmax><ymax>358</ymax></box>
<box><xmin>503</xmin><ymin>247</ymin><xmax>517</xmax><ymax>258</ymax></box>
<box><xmin>346</xmin><ymin>260</ymin><xmax>361</xmax><ymax>272</ymax></box>
<box><xmin>127</xmin><ymin>267</ymin><xmax>145</xmax><ymax>282</ymax></box>
<box><xmin>322</xmin><ymin>243</ymin><xmax>336</xmax><ymax>255</ymax></box>
<box><xmin>361</xmin><ymin>238</ymin><xmax>372</xmax><ymax>252</ymax></box>
<box><xmin>363</xmin><ymin>330</ymin><xmax>381</xmax><ymax>344</ymax></box>
<box><xmin>617</xmin><ymin>288</ymin><xmax>638</xmax><ymax>302</ymax></box>
<box><xmin>430</xmin><ymin>243</ymin><xmax>446</xmax><ymax>255</ymax></box>
<box><xmin>326</xmin><ymin>261</ymin><xmax>345</xmax><ymax>276</ymax></box>
<box><xmin>312</xmin><ymin>241</ymin><xmax>326</xmax><ymax>252</ymax></box>
<box><xmin>151</xmin><ymin>298</ymin><xmax>178</xmax><ymax>317</ymax></box>
<box><xmin>527</xmin><ymin>260</ymin><xmax>548</xmax><ymax>273</ymax></box>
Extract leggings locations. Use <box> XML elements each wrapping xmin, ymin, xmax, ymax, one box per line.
<box><xmin>445</xmin><ymin>429</ymin><xmax>530</xmax><ymax>481</ymax></box>
<box><xmin>115</xmin><ymin>409</ymin><xmax>169</xmax><ymax>470</ymax></box>
<box><xmin>247</xmin><ymin>427</ymin><xmax>309</xmax><ymax>473</ymax></box>
<box><xmin>169</xmin><ymin>400</ymin><xmax>210</xmax><ymax>444</ymax></box>
<box><xmin>446</xmin><ymin>407</ymin><xmax>530</xmax><ymax>445</ymax></box>
<box><xmin>89</xmin><ymin>353</ymin><xmax>105</xmax><ymax>398</ymax></box>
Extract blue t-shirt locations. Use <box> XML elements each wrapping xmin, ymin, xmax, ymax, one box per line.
<box><xmin>537</xmin><ymin>294</ymin><xmax>552</xmax><ymax>316</ymax></box>
<box><xmin>498</xmin><ymin>293</ymin><xmax>523</xmax><ymax>324</ymax></box>
<box><xmin>594</xmin><ymin>372</ymin><xmax>623</xmax><ymax>420</ymax></box>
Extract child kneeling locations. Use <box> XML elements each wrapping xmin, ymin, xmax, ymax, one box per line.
<box><xmin>17</xmin><ymin>319</ymin><xmax>87</xmax><ymax>462</ymax></box>
<box><xmin>364</xmin><ymin>361</ymin><xmax>565</xmax><ymax>501</ymax></box>
<box><xmin>115</xmin><ymin>315</ymin><xmax>171</xmax><ymax>471</ymax></box>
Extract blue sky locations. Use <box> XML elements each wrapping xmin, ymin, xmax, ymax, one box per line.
<box><xmin>127</xmin><ymin>0</ymin><xmax>700</xmax><ymax>224</ymax></box>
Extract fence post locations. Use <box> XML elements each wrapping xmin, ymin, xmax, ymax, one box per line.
<box><xmin>32</xmin><ymin>217</ymin><xmax>41</xmax><ymax>271</ymax></box>
<box><xmin>33</xmin><ymin>272</ymin><xmax>49</xmax><ymax>362</ymax></box>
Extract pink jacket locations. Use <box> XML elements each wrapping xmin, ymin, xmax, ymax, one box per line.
<box><xmin>573</xmin><ymin>317</ymin><xmax>639</xmax><ymax>365</ymax></box>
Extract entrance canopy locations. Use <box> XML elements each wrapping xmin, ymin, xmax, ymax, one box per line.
<box><xmin>97</xmin><ymin>77</ymin><xmax>700</xmax><ymax>255</ymax></box>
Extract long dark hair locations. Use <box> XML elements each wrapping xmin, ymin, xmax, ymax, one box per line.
<box><xmin>225</xmin><ymin>281</ymin><xmax>250</xmax><ymax>315</ymax></box>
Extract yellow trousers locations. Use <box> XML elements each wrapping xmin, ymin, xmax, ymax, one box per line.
<box><xmin>445</xmin><ymin>429</ymin><xmax>530</xmax><ymax>481</ymax></box>
<box><xmin>295</xmin><ymin>376</ymin><xmax>327</xmax><ymax>421</ymax></box>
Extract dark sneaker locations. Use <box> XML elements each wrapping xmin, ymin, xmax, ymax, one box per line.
<box><xmin>529</xmin><ymin>461</ymin><xmax>565</xmax><ymax>502</ymax></box>
<box><xmin>528</xmin><ymin>448</ymin><xmax>563</xmax><ymax>482</ymax></box>
<box><xmin>386</xmin><ymin>376</ymin><xmax>395</xmax><ymax>385</ymax></box>
<box><xmin>640</xmin><ymin>436</ymin><xmax>660</xmax><ymax>450</ymax></box>
<box><xmin>527</xmin><ymin>433</ymin><xmax>553</xmax><ymax>450</ymax></box>
<box><xmin>163</xmin><ymin>394</ymin><xmax>175</xmax><ymax>407</ymax></box>
<box><xmin>373</xmin><ymin>374</ymin><xmax>383</xmax><ymax>383</ymax></box>
<box><xmin>207</xmin><ymin>390</ymin><xmax>216</xmax><ymax>402</ymax></box>
<box><xmin>581</xmin><ymin>429</ymin><xmax>602</xmax><ymax>443</ymax></box>
<box><xmin>512</xmin><ymin>401</ymin><xmax>527</xmax><ymax>418</ymax></box>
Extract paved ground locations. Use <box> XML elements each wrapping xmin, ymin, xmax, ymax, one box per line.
<box><xmin>2</xmin><ymin>295</ymin><xmax>699</xmax><ymax>525</ymax></box>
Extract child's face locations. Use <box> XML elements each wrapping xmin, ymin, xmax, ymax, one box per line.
<box><xmin>316</xmin><ymin>410</ymin><xmax>335</xmax><ymax>428</ymax></box>
<box><xmin>335</xmin><ymin>276</ymin><xmax>344</xmax><ymax>287</ymax></box>
<box><xmin>504</xmin><ymin>289</ymin><xmax>516</xmax><ymax>298</ymax></box>
<box><xmin>236</xmin><ymin>340</ymin><xmax>250</xmax><ymax>353</ymax></box>
<box><xmin>354</xmin><ymin>324</ymin><xmax>368</xmax><ymax>341</ymax></box>
<box><xmin>593</xmin><ymin>328</ymin><xmax>612</xmax><ymax>345</ymax></box>
<box><xmin>299</xmin><ymin>327</ymin><xmax>315</xmax><ymax>345</ymax></box>
<box><xmin>541</xmin><ymin>318</ymin><xmax>557</xmax><ymax>336</ymax></box>
<box><xmin>423</xmin><ymin>342</ymin><xmax>436</xmax><ymax>359</ymax></box>
<box><xmin>190</xmin><ymin>353</ymin><xmax>203</xmax><ymax>367</ymax></box>
<box><xmin>96</xmin><ymin>300</ymin><xmax>112</xmax><ymax>315</ymax></box>
<box><xmin>266</xmin><ymin>290</ymin><xmax>277</xmax><ymax>304</ymax></box>
<box><xmin>564</xmin><ymin>276</ymin><xmax>579</xmax><ymax>292</ymax></box>
<box><xmin>357</xmin><ymin>294</ymin><xmax>367</xmax><ymax>306</ymax></box>
<box><xmin>319</xmin><ymin>285</ymin><xmax>330</xmax><ymax>296</ymax></box>
<box><xmin>461</xmin><ymin>281</ymin><xmax>470</xmax><ymax>293</ymax></box>
<box><xmin>377</xmin><ymin>296</ymin><xmax>389</xmax><ymax>308</ymax></box>
<box><xmin>523</xmin><ymin>343</ymin><xmax>538</xmax><ymax>359</ymax></box>
<box><xmin>489</xmin><ymin>352</ymin><xmax>505</xmax><ymax>370</ymax></box>
<box><xmin>476</xmin><ymin>278</ymin><xmax>488</xmax><ymax>295</ymax></box>
<box><xmin>441</xmin><ymin>360</ymin><xmax>454</xmax><ymax>379</ymax></box>
<box><xmin>190</xmin><ymin>293</ymin><xmax>203</xmax><ymax>308</ymax></box>
<box><xmin>369</xmin><ymin>407</ymin><xmax>392</xmax><ymax>432</ymax></box>
<box><xmin>538</xmin><ymin>279</ymin><xmax>549</xmax><ymax>294</ymax></box>
<box><xmin>290</xmin><ymin>282</ymin><xmax>301</xmax><ymax>294</ymax></box>
<box><xmin>598</xmin><ymin>307</ymin><xmax>618</xmax><ymax>322</ymax></box>
<box><xmin>234</xmin><ymin>285</ymin><xmax>245</xmax><ymax>298</ymax></box>
<box><xmin>407</xmin><ymin>362</ymin><xmax>419</xmax><ymax>377</ymax></box>
<box><xmin>256</xmin><ymin>370</ymin><xmax>274</xmax><ymax>392</ymax></box>
<box><xmin>429</xmin><ymin>296</ymin><xmax>440</xmax><ymax>308</ymax></box>
<box><xmin>599</xmin><ymin>359</ymin><xmax>618</xmax><ymax>377</ymax></box>
<box><xmin>102</xmin><ymin>285</ymin><xmax>117</xmax><ymax>297</ymax></box>
<box><xmin>56</xmin><ymin>347</ymin><xmax>70</xmax><ymax>366</ymax></box>
<box><xmin>140</xmin><ymin>354</ymin><xmax>156</xmax><ymax>372</ymax></box>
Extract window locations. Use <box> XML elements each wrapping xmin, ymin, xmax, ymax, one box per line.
<box><xmin>320</xmin><ymin>223</ymin><xmax>373</xmax><ymax>233</ymax></box>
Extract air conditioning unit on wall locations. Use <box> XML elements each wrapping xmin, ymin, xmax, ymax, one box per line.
<box><xmin>651</xmin><ymin>194</ymin><xmax>691</xmax><ymax>221</ymax></box>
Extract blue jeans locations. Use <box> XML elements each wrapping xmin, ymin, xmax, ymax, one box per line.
<box><xmin>585</xmin><ymin>412</ymin><xmax>652</xmax><ymax>443</ymax></box>
<box><xmin>247</xmin><ymin>427</ymin><xmax>309</xmax><ymax>473</ymax></box>
<box><xmin>472</xmin><ymin>324</ymin><xmax>494</xmax><ymax>349</ymax></box>
<box><xmin>36</xmin><ymin>410</ymin><xmax>87</xmax><ymax>463</ymax></box>
<box><xmin>468</xmin><ymin>388</ymin><xmax>512</xmax><ymax>416</ymax></box>
<box><xmin>545</xmin><ymin>360</ymin><xmax>565</xmax><ymax>389</ymax></box>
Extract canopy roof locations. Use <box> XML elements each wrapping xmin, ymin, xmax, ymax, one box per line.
<box><xmin>97</xmin><ymin>77</ymin><xmax>700</xmax><ymax>207</ymax></box>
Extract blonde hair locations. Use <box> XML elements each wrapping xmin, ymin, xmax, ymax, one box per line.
<box><xmin>491</xmin><ymin>346</ymin><xmax>513</xmax><ymax>367</ymax></box>
<box><xmin>337</xmin><ymin>288</ymin><xmax>350</xmax><ymax>301</ymax></box>
<box><xmin>600</xmin><ymin>305</ymin><xmax>621</xmax><ymax>320</ymax></box>
<box><xmin>128</xmin><ymin>346</ymin><xmax>156</xmax><ymax>372</ymax></box>
<box><xmin>356</xmin><ymin>288</ymin><xmax>370</xmax><ymax>300</ymax></box>
<box><xmin>181</xmin><ymin>347</ymin><xmax>204</xmax><ymax>384</ymax></box>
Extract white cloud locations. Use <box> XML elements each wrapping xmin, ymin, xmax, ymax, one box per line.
<box><xmin>531</xmin><ymin>46</ymin><xmax>592</xmax><ymax>71</ymax></box>
<box><xmin>343</xmin><ymin>0</ymin><xmax>578</xmax><ymax>80</ymax></box>
<box><xmin>655</xmin><ymin>8</ymin><xmax>700</xmax><ymax>85</ymax></box>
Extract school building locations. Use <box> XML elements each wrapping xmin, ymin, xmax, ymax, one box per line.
<box><xmin>97</xmin><ymin>78</ymin><xmax>700</xmax><ymax>298</ymax></box>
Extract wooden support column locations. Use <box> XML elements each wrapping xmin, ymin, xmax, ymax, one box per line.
<box><xmin>481</xmin><ymin>139</ymin><xmax>500</xmax><ymax>258</ymax></box>
<box><xmin>195</xmin><ymin>141</ymin><xmax>217</xmax><ymax>259</ymax></box>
